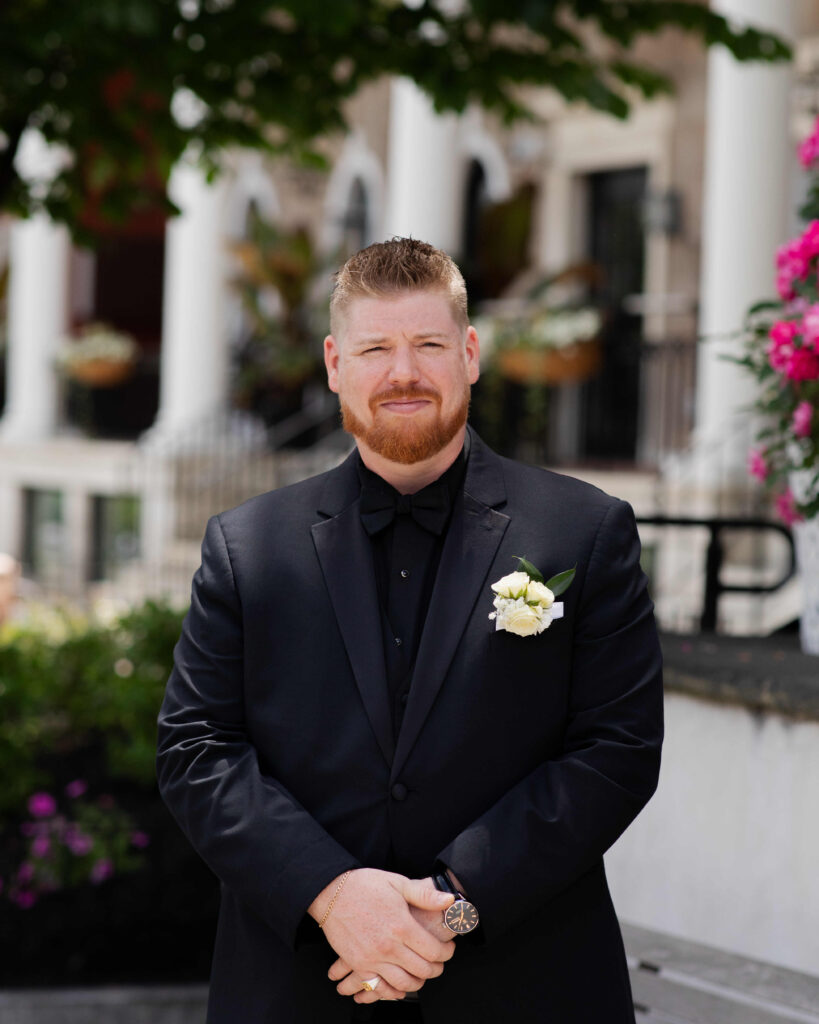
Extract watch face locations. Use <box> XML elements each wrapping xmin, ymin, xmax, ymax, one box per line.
<box><xmin>444</xmin><ymin>899</ymin><xmax>479</xmax><ymax>934</ymax></box>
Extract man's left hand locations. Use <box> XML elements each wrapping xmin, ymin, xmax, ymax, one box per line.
<box><xmin>329</xmin><ymin>876</ymin><xmax>456</xmax><ymax>1003</ymax></box>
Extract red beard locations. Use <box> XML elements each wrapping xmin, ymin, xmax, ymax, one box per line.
<box><xmin>340</xmin><ymin>384</ymin><xmax>470</xmax><ymax>464</ymax></box>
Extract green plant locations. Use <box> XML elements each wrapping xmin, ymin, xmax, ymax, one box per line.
<box><xmin>0</xmin><ymin>599</ymin><xmax>187</xmax><ymax>820</ymax></box>
<box><xmin>231</xmin><ymin>213</ymin><xmax>324</xmax><ymax>409</ymax></box>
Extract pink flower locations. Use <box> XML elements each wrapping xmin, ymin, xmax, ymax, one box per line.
<box><xmin>798</xmin><ymin>117</ymin><xmax>819</xmax><ymax>168</ymax></box>
<box><xmin>130</xmin><ymin>831</ymin><xmax>150</xmax><ymax>849</ymax></box>
<box><xmin>785</xmin><ymin>346</ymin><xmax>819</xmax><ymax>382</ymax></box>
<box><xmin>793</xmin><ymin>400</ymin><xmax>814</xmax><ymax>438</ymax></box>
<box><xmin>64</xmin><ymin>779</ymin><xmax>87</xmax><ymax>800</ymax></box>
<box><xmin>90</xmin><ymin>858</ymin><xmax>114</xmax><ymax>885</ymax></box>
<box><xmin>748</xmin><ymin>448</ymin><xmax>768</xmax><ymax>481</ymax></box>
<box><xmin>803</xmin><ymin>304</ymin><xmax>819</xmax><ymax>346</ymax></box>
<box><xmin>800</xmin><ymin>220</ymin><xmax>819</xmax><ymax>261</ymax></box>
<box><xmin>767</xmin><ymin>320</ymin><xmax>799</xmax><ymax>372</ymax></box>
<box><xmin>97</xmin><ymin>794</ymin><xmax>115</xmax><ymax>810</ymax></box>
<box><xmin>27</xmin><ymin>792</ymin><xmax>56</xmax><ymax>819</ymax></box>
<box><xmin>14</xmin><ymin>891</ymin><xmax>37</xmax><ymax>910</ymax></box>
<box><xmin>31</xmin><ymin>835</ymin><xmax>51</xmax><ymax>859</ymax></box>
<box><xmin>775</xmin><ymin>489</ymin><xmax>804</xmax><ymax>526</ymax></box>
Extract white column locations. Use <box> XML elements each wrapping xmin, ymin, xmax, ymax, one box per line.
<box><xmin>150</xmin><ymin>158</ymin><xmax>230</xmax><ymax>437</ymax></box>
<box><xmin>694</xmin><ymin>0</ymin><xmax>796</xmax><ymax>478</ymax></box>
<box><xmin>0</xmin><ymin>214</ymin><xmax>70</xmax><ymax>441</ymax></box>
<box><xmin>383</xmin><ymin>79</ymin><xmax>462</xmax><ymax>253</ymax></box>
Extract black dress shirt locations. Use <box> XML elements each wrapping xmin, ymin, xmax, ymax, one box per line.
<box><xmin>357</xmin><ymin>438</ymin><xmax>469</xmax><ymax>739</ymax></box>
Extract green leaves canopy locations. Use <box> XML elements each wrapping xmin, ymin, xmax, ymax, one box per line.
<box><xmin>0</xmin><ymin>0</ymin><xmax>790</xmax><ymax>238</ymax></box>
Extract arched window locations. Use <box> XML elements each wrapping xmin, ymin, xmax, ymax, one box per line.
<box><xmin>341</xmin><ymin>178</ymin><xmax>369</xmax><ymax>256</ymax></box>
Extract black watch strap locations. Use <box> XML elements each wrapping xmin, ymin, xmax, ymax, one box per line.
<box><xmin>433</xmin><ymin>871</ymin><xmax>460</xmax><ymax>899</ymax></box>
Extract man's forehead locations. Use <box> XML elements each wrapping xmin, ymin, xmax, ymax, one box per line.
<box><xmin>339</xmin><ymin>289</ymin><xmax>461</xmax><ymax>339</ymax></box>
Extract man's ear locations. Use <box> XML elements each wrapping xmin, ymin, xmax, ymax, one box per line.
<box><xmin>324</xmin><ymin>335</ymin><xmax>340</xmax><ymax>393</ymax></box>
<box><xmin>465</xmin><ymin>325</ymin><xmax>480</xmax><ymax>384</ymax></box>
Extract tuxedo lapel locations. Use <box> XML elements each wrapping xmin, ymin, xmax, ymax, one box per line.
<box><xmin>391</xmin><ymin>433</ymin><xmax>509</xmax><ymax>779</ymax></box>
<box><xmin>311</xmin><ymin>455</ymin><xmax>394</xmax><ymax>765</ymax></box>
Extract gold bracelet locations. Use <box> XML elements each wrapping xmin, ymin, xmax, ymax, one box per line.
<box><xmin>318</xmin><ymin>870</ymin><xmax>351</xmax><ymax>929</ymax></box>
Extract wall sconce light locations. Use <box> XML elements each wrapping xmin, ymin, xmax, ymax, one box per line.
<box><xmin>642</xmin><ymin>188</ymin><xmax>683</xmax><ymax>237</ymax></box>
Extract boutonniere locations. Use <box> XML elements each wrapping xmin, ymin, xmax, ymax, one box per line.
<box><xmin>488</xmin><ymin>557</ymin><xmax>576</xmax><ymax>637</ymax></box>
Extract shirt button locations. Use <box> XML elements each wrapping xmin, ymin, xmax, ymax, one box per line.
<box><xmin>391</xmin><ymin>783</ymin><xmax>408</xmax><ymax>802</ymax></box>
<box><xmin>394</xmin><ymin>637</ymin><xmax>402</xmax><ymax>647</ymax></box>
<box><xmin>400</xmin><ymin>569</ymin><xmax>409</xmax><ymax>579</ymax></box>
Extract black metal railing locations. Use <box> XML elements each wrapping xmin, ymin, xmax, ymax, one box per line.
<box><xmin>636</xmin><ymin>516</ymin><xmax>796</xmax><ymax>633</ymax></box>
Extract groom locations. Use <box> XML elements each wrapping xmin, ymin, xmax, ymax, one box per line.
<box><xmin>157</xmin><ymin>238</ymin><xmax>663</xmax><ymax>1023</ymax></box>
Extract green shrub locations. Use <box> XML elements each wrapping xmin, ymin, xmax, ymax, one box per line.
<box><xmin>0</xmin><ymin>600</ymin><xmax>187</xmax><ymax>822</ymax></box>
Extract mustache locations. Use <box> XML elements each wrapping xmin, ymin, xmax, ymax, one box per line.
<box><xmin>370</xmin><ymin>386</ymin><xmax>441</xmax><ymax>409</ymax></box>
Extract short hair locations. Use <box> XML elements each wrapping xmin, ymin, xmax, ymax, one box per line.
<box><xmin>329</xmin><ymin>237</ymin><xmax>469</xmax><ymax>337</ymax></box>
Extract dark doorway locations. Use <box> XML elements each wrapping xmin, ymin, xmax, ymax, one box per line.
<box><xmin>580</xmin><ymin>167</ymin><xmax>647</xmax><ymax>462</ymax></box>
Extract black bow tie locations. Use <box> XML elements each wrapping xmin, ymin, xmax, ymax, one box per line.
<box><xmin>359</xmin><ymin>480</ymin><xmax>451</xmax><ymax>536</ymax></box>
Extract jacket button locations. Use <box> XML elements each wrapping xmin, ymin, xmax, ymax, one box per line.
<box><xmin>391</xmin><ymin>783</ymin><xmax>408</xmax><ymax>801</ymax></box>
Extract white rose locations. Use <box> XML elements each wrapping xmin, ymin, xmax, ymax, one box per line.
<box><xmin>498</xmin><ymin>601</ymin><xmax>543</xmax><ymax>637</ymax></box>
<box><xmin>525</xmin><ymin>580</ymin><xmax>554</xmax><ymax>608</ymax></box>
<box><xmin>491</xmin><ymin>571</ymin><xmax>530</xmax><ymax>599</ymax></box>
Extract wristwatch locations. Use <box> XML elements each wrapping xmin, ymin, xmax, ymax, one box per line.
<box><xmin>432</xmin><ymin>871</ymin><xmax>479</xmax><ymax>934</ymax></box>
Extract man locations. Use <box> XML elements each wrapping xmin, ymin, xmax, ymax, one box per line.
<box><xmin>157</xmin><ymin>238</ymin><xmax>663</xmax><ymax>1023</ymax></box>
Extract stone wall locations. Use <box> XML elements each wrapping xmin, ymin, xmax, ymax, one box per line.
<box><xmin>606</xmin><ymin>635</ymin><xmax>819</xmax><ymax>977</ymax></box>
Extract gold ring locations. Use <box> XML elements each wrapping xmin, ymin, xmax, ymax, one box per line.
<box><xmin>361</xmin><ymin>977</ymin><xmax>380</xmax><ymax>992</ymax></box>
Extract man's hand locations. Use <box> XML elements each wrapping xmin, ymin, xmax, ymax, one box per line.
<box><xmin>309</xmin><ymin>869</ymin><xmax>455</xmax><ymax>1003</ymax></box>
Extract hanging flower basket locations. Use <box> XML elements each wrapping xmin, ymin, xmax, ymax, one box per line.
<box><xmin>497</xmin><ymin>339</ymin><xmax>602</xmax><ymax>385</ymax></box>
<box><xmin>57</xmin><ymin>324</ymin><xmax>139</xmax><ymax>389</ymax></box>
<box><xmin>65</xmin><ymin>358</ymin><xmax>136</xmax><ymax>388</ymax></box>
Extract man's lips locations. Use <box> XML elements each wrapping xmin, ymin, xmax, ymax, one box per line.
<box><xmin>379</xmin><ymin>399</ymin><xmax>433</xmax><ymax>414</ymax></box>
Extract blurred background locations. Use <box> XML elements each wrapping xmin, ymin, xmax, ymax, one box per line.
<box><xmin>1</xmin><ymin>2</ymin><xmax>818</xmax><ymax>1021</ymax></box>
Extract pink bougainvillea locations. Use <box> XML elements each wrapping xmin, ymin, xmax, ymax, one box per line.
<box><xmin>793</xmin><ymin>400</ymin><xmax>814</xmax><ymax>438</ymax></box>
<box><xmin>798</xmin><ymin>116</ymin><xmax>819</xmax><ymax>169</ymax></box>
<box><xmin>64</xmin><ymin>779</ymin><xmax>88</xmax><ymax>800</ymax></box>
<box><xmin>784</xmin><ymin>346</ymin><xmax>819</xmax><ymax>383</ymax></box>
<box><xmin>748</xmin><ymin>448</ymin><xmax>768</xmax><ymax>481</ymax></box>
<box><xmin>775</xmin><ymin>488</ymin><xmax>805</xmax><ymax>526</ymax></box>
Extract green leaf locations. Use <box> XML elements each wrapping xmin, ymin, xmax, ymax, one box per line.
<box><xmin>513</xmin><ymin>555</ymin><xmax>544</xmax><ymax>583</ymax></box>
<box><xmin>545</xmin><ymin>565</ymin><xmax>576</xmax><ymax>597</ymax></box>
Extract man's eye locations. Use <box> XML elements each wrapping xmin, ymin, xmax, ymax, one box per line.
<box><xmin>363</xmin><ymin>346</ymin><xmax>385</xmax><ymax>353</ymax></box>
<box><xmin>421</xmin><ymin>341</ymin><xmax>442</xmax><ymax>348</ymax></box>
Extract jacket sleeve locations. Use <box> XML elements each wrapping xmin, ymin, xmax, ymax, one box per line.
<box><xmin>436</xmin><ymin>498</ymin><xmax>663</xmax><ymax>942</ymax></box>
<box><xmin>156</xmin><ymin>514</ymin><xmax>359</xmax><ymax>948</ymax></box>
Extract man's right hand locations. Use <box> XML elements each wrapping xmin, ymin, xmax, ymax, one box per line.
<box><xmin>309</xmin><ymin>868</ymin><xmax>455</xmax><ymax>1001</ymax></box>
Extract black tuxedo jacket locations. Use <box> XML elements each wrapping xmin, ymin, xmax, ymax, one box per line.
<box><xmin>157</xmin><ymin>429</ymin><xmax>663</xmax><ymax>1024</ymax></box>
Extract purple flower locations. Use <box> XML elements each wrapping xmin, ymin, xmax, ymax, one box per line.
<box><xmin>27</xmin><ymin>792</ymin><xmax>57</xmax><ymax>819</ymax></box>
<box><xmin>64</xmin><ymin>779</ymin><xmax>88</xmax><ymax>800</ymax></box>
<box><xmin>20</xmin><ymin>822</ymin><xmax>36</xmax><ymax>837</ymax></box>
<box><xmin>90</xmin><ymin>858</ymin><xmax>114</xmax><ymax>885</ymax></box>
<box><xmin>97</xmin><ymin>794</ymin><xmax>115</xmax><ymax>810</ymax></box>
<box><xmin>66</xmin><ymin>832</ymin><xmax>93</xmax><ymax>857</ymax></box>
<box><xmin>15</xmin><ymin>890</ymin><xmax>37</xmax><ymax>909</ymax></box>
<box><xmin>17</xmin><ymin>862</ymin><xmax>35</xmax><ymax>884</ymax></box>
<box><xmin>31</xmin><ymin>835</ymin><xmax>51</xmax><ymax>859</ymax></box>
<box><xmin>130</xmin><ymin>831</ymin><xmax>150</xmax><ymax>849</ymax></box>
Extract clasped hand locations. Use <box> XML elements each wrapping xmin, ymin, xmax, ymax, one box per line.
<box><xmin>311</xmin><ymin>868</ymin><xmax>456</xmax><ymax>1004</ymax></box>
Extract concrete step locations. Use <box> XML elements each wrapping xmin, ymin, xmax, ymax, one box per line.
<box><xmin>624</xmin><ymin>923</ymin><xmax>819</xmax><ymax>1024</ymax></box>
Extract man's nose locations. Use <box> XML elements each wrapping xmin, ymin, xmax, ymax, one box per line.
<box><xmin>388</xmin><ymin>344</ymin><xmax>421</xmax><ymax>384</ymax></box>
